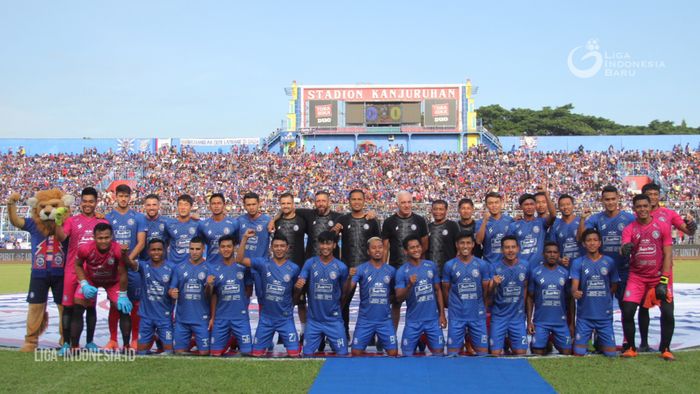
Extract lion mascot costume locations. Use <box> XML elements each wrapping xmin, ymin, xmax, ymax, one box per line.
<box><xmin>6</xmin><ymin>189</ymin><xmax>74</xmax><ymax>352</ymax></box>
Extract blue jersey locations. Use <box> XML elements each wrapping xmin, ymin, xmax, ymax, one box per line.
<box><xmin>22</xmin><ymin>219</ymin><xmax>68</xmax><ymax>277</ymax></box>
<box><xmin>165</xmin><ymin>218</ymin><xmax>200</xmax><ymax>265</ymax></box>
<box><xmin>570</xmin><ymin>255</ymin><xmax>619</xmax><ymax>320</ymax></box>
<box><xmin>508</xmin><ymin>217</ymin><xmax>548</xmax><ymax>266</ymax></box>
<box><xmin>137</xmin><ymin>260</ymin><xmax>174</xmax><ymax>321</ymax></box>
<box><xmin>491</xmin><ymin>260</ymin><xmax>529</xmax><ymax>319</ymax></box>
<box><xmin>478</xmin><ymin>215</ymin><xmax>513</xmax><ymax>264</ymax></box>
<box><xmin>140</xmin><ymin>215</ymin><xmax>171</xmax><ymax>261</ymax></box>
<box><xmin>395</xmin><ymin>260</ymin><xmax>440</xmax><ymax>322</ymax></box>
<box><xmin>584</xmin><ymin>211</ymin><xmax>635</xmax><ymax>272</ymax></box>
<box><xmin>238</xmin><ymin>214</ymin><xmax>271</xmax><ymax>258</ymax></box>
<box><xmin>169</xmin><ymin>262</ymin><xmax>210</xmax><ymax>324</ymax></box>
<box><xmin>106</xmin><ymin>209</ymin><xmax>147</xmax><ymax>250</ymax></box>
<box><xmin>299</xmin><ymin>257</ymin><xmax>348</xmax><ymax>323</ymax></box>
<box><xmin>550</xmin><ymin>217</ymin><xmax>585</xmax><ymax>260</ymax></box>
<box><xmin>528</xmin><ymin>264</ymin><xmax>569</xmax><ymax>325</ymax></box>
<box><xmin>198</xmin><ymin>216</ymin><xmax>239</xmax><ymax>266</ymax></box>
<box><xmin>352</xmin><ymin>262</ymin><xmax>396</xmax><ymax>323</ymax></box>
<box><xmin>441</xmin><ymin>256</ymin><xmax>491</xmax><ymax>321</ymax></box>
<box><xmin>106</xmin><ymin>209</ymin><xmax>147</xmax><ymax>291</ymax></box>
<box><xmin>211</xmin><ymin>262</ymin><xmax>251</xmax><ymax>321</ymax></box>
<box><xmin>250</xmin><ymin>257</ymin><xmax>299</xmax><ymax>321</ymax></box>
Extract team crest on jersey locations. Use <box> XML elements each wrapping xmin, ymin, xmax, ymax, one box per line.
<box><xmin>363</xmin><ymin>223</ymin><xmax>370</xmax><ymax>230</ymax></box>
<box><xmin>471</xmin><ymin>269</ymin><xmax>479</xmax><ymax>278</ymax></box>
<box><xmin>36</xmin><ymin>256</ymin><xmax>45</xmax><ymax>267</ymax></box>
<box><xmin>328</xmin><ymin>220</ymin><xmax>334</xmax><ymax>227</ymax></box>
<box><xmin>618</xmin><ymin>223</ymin><xmax>625</xmax><ymax>231</ymax></box>
<box><xmin>188</xmin><ymin>227</ymin><xmax>196</xmax><ymax>235</ymax></box>
<box><xmin>411</xmin><ymin>224</ymin><xmax>417</xmax><ymax>231</ymax></box>
<box><xmin>223</xmin><ymin>227</ymin><xmax>230</xmax><ymax>235</ymax></box>
<box><xmin>293</xmin><ymin>224</ymin><xmax>299</xmax><ymax>232</ymax></box>
<box><xmin>329</xmin><ymin>271</ymin><xmax>337</xmax><ymax>280</ymax></box>
<box><xmin>383</xmin><ymin>275</ymin><xmax>391</xmax><ymax>284</ymax></box>
<box><xmin>257</xmin><ymin>224</ymin><xmax>263</xmax><ymax>232</ymax></box>
<box><xmin>442</xmin><ymin>229</ymin><xmax>448</xmax><ymax>236</ymax></box>
<box><xmin>198</xmin><ymin>272</ymin><xmax>206</xmax><ymax>280</ymax></box>
<box><xmin>518</xmin><ymin>273</ymin><xmax>526</xmax><ymax>281</ymax></box>
<box><xmin>236</xmin><ymin>271</ymin><xmax>244</xmax><ymax>280</ymax></box>
<box><xmin>107</xmin><ymin>258</ymin><xmax>115</xmax><ymax>265</ymax></box>
<box><xmin>652</xmin><ymin>230</ymin><xmax>660</xmax><ymax>239</ymax></box>
<box><xmin>559</xmin><ymin>278</ymin><xmax>566</xmax><ymax>286</ymax></box>
<box><xmin>427</xmin><ymin>270</ymin><xmax>433</xmax><ymax>279</ymax></box>
<box><xmin>128</xmin><ymin>218</ymin><xmax>135</xmax><ymax>226</ymax></box>
<box><xmin>283</xmin><ymin>274</ymin><xmax>290</xmax><ymax>282</ymax></box>
<box><xmin>659</xmin><ymin>217</ymin><xmax>666</xmax><ymax>222</ymax></box>
<box><xmin>162</xmin><ymin>274</ymin><xmax>170</xmax><ymax>282</ymax></box>
<box><xmin>533</xmin><ymin>226</ymin><xmax>540</xmax><ymax>234</ymax></box>
<box><xmin>600</xmin><ymin>267</ymin><xmax>608</xmax><ymax>275</ymax></box>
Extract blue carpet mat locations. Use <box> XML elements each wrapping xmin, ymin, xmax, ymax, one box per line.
<box><xmin>310</xmin><ymin>357</ymin><xmax>555</xmax><ymax>393</ymax></box>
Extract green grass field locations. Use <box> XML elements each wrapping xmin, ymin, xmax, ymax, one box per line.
<box><xmin>2</xmin><ymin>260</ymin><xmax>700</xmax><ymax>295</ymax></box>
<box><xmin>0</xmin><ymin>349</ymin><xmax>322</xmax><ymax>393</ymax></box>
<box><xmin>0</xmin><ymin>349</ymin><xmax>698</xmax><ymax>393</ymax></box>
<box><xmin>530</xmin><ymin>350</ymin><xmax>700</xmax><ymax>393</ymax></box>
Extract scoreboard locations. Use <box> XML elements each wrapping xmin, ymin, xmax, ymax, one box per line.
<box><xmin>301</xmin><ymin>85</ymin><xmax>462</xmax><ymax>129</ymax></box>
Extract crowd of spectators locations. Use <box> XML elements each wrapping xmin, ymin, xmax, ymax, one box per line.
<box><xmin>1</xmin><ymin>145</ymin><xmax>698</xmax><ymax>220</ymax></box>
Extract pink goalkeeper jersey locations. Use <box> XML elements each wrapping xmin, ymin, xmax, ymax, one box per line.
<box><xmin>63</xmin><ymin>214</ymin><xmax>109</xmax><ymax>275</ymax></box>
<box><xmin>77</xmin><ymin>241</ymin><xmax>123</xmax><ymax>286</ymax></box>
<box><xmin>621</xmin><ymin>218</ymin><xmax>672</xmax><ymax>278</ymax></box>
<box><xmin>650</xmin><ymin>206</ymin><xmax>684</xmax><ymax>230</ymax></box>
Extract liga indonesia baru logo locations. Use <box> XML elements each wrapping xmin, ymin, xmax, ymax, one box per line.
<box><xmin>567</xmin><ymin>39</ymin><xmax>665</xmax><ymax>78</ymax></box>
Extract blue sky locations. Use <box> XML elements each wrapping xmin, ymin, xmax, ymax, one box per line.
<box><xmin>0</xmin><ymin>1</ymin><xmax>697</xmax><ymax>138</ymax></box>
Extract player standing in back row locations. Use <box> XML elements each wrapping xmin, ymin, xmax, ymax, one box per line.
<box><xmin>382</xmin><ymin>191</ymin><xmax>428</xmax><ymax>328</ymax></box>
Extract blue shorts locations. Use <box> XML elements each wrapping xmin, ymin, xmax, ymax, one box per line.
<box><xmin>27</xmin><ymin>274</ymin><xmax>63</xmax><ymax>304</ymax></box>
<box><xmin>447</xmin><ymin>319</ymin><xmax>488</xmax><ymax>355</ymax></box>
<box><xmin>401</xmin><ymin>320</ymin><xmax>445</xmax><ymax>356</ymax></box>
<box><xmin>352</xmin><ymin>319</ymin><xmax>398</xmax><ymax>351</ymax></box>
<box><xmin>531</xmin><ymin>322</ymin><xmax>571</xmax><ymax>350</ymax></box>
<box><xmin>127</xmin><ymin>270</ymin><xmax>141</xmax><ymax>302</ymax></box>
<box><xmin>139</xmin><ymin>317</ymin><xmax>173</xmax><ymax>348</ymax></box>
<box><xmin>173</xmin><ymin>321</ymin><xmax>209</xmax><ymax>352</ymax></box>
<box><xmin>490</xmin><ymin>316</ymin><xmax>528</xmax><ymax>351</ymax></box>
<box><xmin>575</xmin><ymin>318</ymin><xmax>616</xmax><ymax>356</ymax></box>
<box><xmin>253</xmin><ymin>316</ymin><xmax>299</xmax><ymax>353</ymax></box>
<box><xmin>303</xmin><ymin>319</ymin><xmax>348</xmax><ymax>356</ymax></box>
<box><xmin>211</xmin><ymin>318</ymin><xmax>252</xmax><ymax>354</ymax></box>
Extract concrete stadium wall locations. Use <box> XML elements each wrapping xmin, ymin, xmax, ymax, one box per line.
<box><xmin>499</xmin><ymin>134</ymin><xmax>700</xmax><ymax>152</ymax></box>
<box><xmin>0</xmin><ymin>138</ymin><xmax>260</xmax><ymax>155</ymax></box>
<box><xmin>3</xmin><ymin>134</ymin><xmax>699</xmax><ymax>155</ymax></box>
<box><xmin>411</xmin><ymin>134</ymin><xmax>461</xmax><ymax>152</ymax></box>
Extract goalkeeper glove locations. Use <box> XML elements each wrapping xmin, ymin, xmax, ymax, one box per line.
<box><xmin>54</xmin><ymin>207</ymin><xmax>69</xmax><ymax>226</ymax></box>
<box><xmin>80</xmin><ymin>280</ymin><xmax>98</xmax><ymax>299</ymax></box>
<box><xmin>117</xmin><ymin>291</ymin><xmax>133</xmax><ymax>314</ymax></box>
<box><xmin>621</xmin><ymin>242</ymin><xmax>634</xmax><ymax>256</ymax></box>
<box><xmin>655</xmin><ymin>275</ymin><xmax>670</xmax><ymax>301</ymax></box>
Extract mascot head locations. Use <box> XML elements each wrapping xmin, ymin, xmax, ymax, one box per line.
<box><xmin>26</xmin><ymin>189</ymin><xmax>74</xmax><ymax>236</ymax></box>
